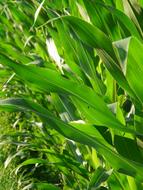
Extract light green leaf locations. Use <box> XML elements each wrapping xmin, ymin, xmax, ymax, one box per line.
<box><xmin>34</xmin><ymin>0</ymin><xmax>45</xmax><ymax>25</ymax></box>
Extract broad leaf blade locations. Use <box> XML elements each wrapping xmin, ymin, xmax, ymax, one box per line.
<box><xmin>0</xmin><ymin>98</ymin><xmax>143</xmax><ymax>181</ymax></box>
<box><xmin>0</xmin><ymin>53</ymin><xmax>136</xmax><ymax>134</ymax></box>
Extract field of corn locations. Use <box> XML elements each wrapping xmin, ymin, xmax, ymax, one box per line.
<box><xmin>1</xmin><ymin>0</ymin><xmax>143</xmax><ymax>189</ymax></box>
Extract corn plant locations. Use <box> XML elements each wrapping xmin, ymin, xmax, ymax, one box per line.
<box><xmin>0</xmin><ymin>0</ymin><xmax>143</xmax><ymax>189</ymax></box>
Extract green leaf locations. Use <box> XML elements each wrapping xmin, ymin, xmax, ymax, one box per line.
<box><xmin>0</xmin><ymin>53</ymin><xmax>136</xmax><ymax>134</ymax></box>
<box><xmin>69</xmin><ymin>121</ymin><xmax>112</xmax><ymax>149</ymax></box>
<box><xmin>62</xmin><ymin>16</ymin><xmax>117</xmax><ymax>60</ymax></box>
<box><xmin>0</xmin><ymin>98</ymin><xmax>143</xmax><ymax>181</ymax></box>
<box><xmin>61</xmin><ymin>16</ymin><xmax>137</xmax><ymax>100</ymax></box>
<box><xmin>34</xmin><ymin>183</ymin><xmax>60</xmax><ymax>190</ymax></box>
<box><xmin>122</xmin><ymin>0</ymin><xmax>143</xmax><ymax>37</ymax></box>
<box><xmin>114</xmin><ymin>36</ymin><xmax>143</xmax><ymax>104</ymax></box>
<box><xmin>114</xmin><ymin>135</ymin><xmax>143</xmax><ymax>164</ymax></box>
<box><xmin>125</xmin><ymin>37</ymin><xmax>143</xmax><ymax>104</ymax></box>
<box><xmin>88</xmin><ymin>166</ymin><xmax>112</xmax><ymax>189</ymax></box>
<box><xmin>34</xmin><ymin>0</ymin><xmax>45</xmax><ymax>25</ymax></box>
<box><xmin>83</xmin><ymin>0</ymin><xmax>141</xmax><ymax>40</ymax></box>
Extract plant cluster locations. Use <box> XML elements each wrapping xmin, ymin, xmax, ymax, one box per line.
<box><xmin>0</xmin><ymin>0</ymin><xmax>143</xmax><ymax>189</ymax></box>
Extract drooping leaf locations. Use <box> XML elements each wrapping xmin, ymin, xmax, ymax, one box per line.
<box><xmin>0</xmin><ymin>98</ymin><xmax>143</xmax><ymax>181</ymax></box>
<box><xmin>0</xmin><ymin>53</ymin><xmax>136</xmax><ymax>134</ymax></box>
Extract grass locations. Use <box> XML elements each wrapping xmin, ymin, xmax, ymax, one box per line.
<box><xmin>0</xmin><ymin>113</ymin><xmax>19</xmax><ymax>190</ymax></box>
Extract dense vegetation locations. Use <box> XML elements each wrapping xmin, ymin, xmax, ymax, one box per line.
<box><xmin>1</xmin><ymin>0</ymin><xmax>143</xmax><ymax>189</ymax></box>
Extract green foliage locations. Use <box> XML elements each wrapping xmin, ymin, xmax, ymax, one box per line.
<box><xmin>0</xmin><ymin>0</ymin><xmax>143</xmax><ymax>189</ymax></box>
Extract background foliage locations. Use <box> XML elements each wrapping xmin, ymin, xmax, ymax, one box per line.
<box><xmin>0</xmin><ymin>0</ymin><xmax>143</xmax><ymax>189</ymax></box>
